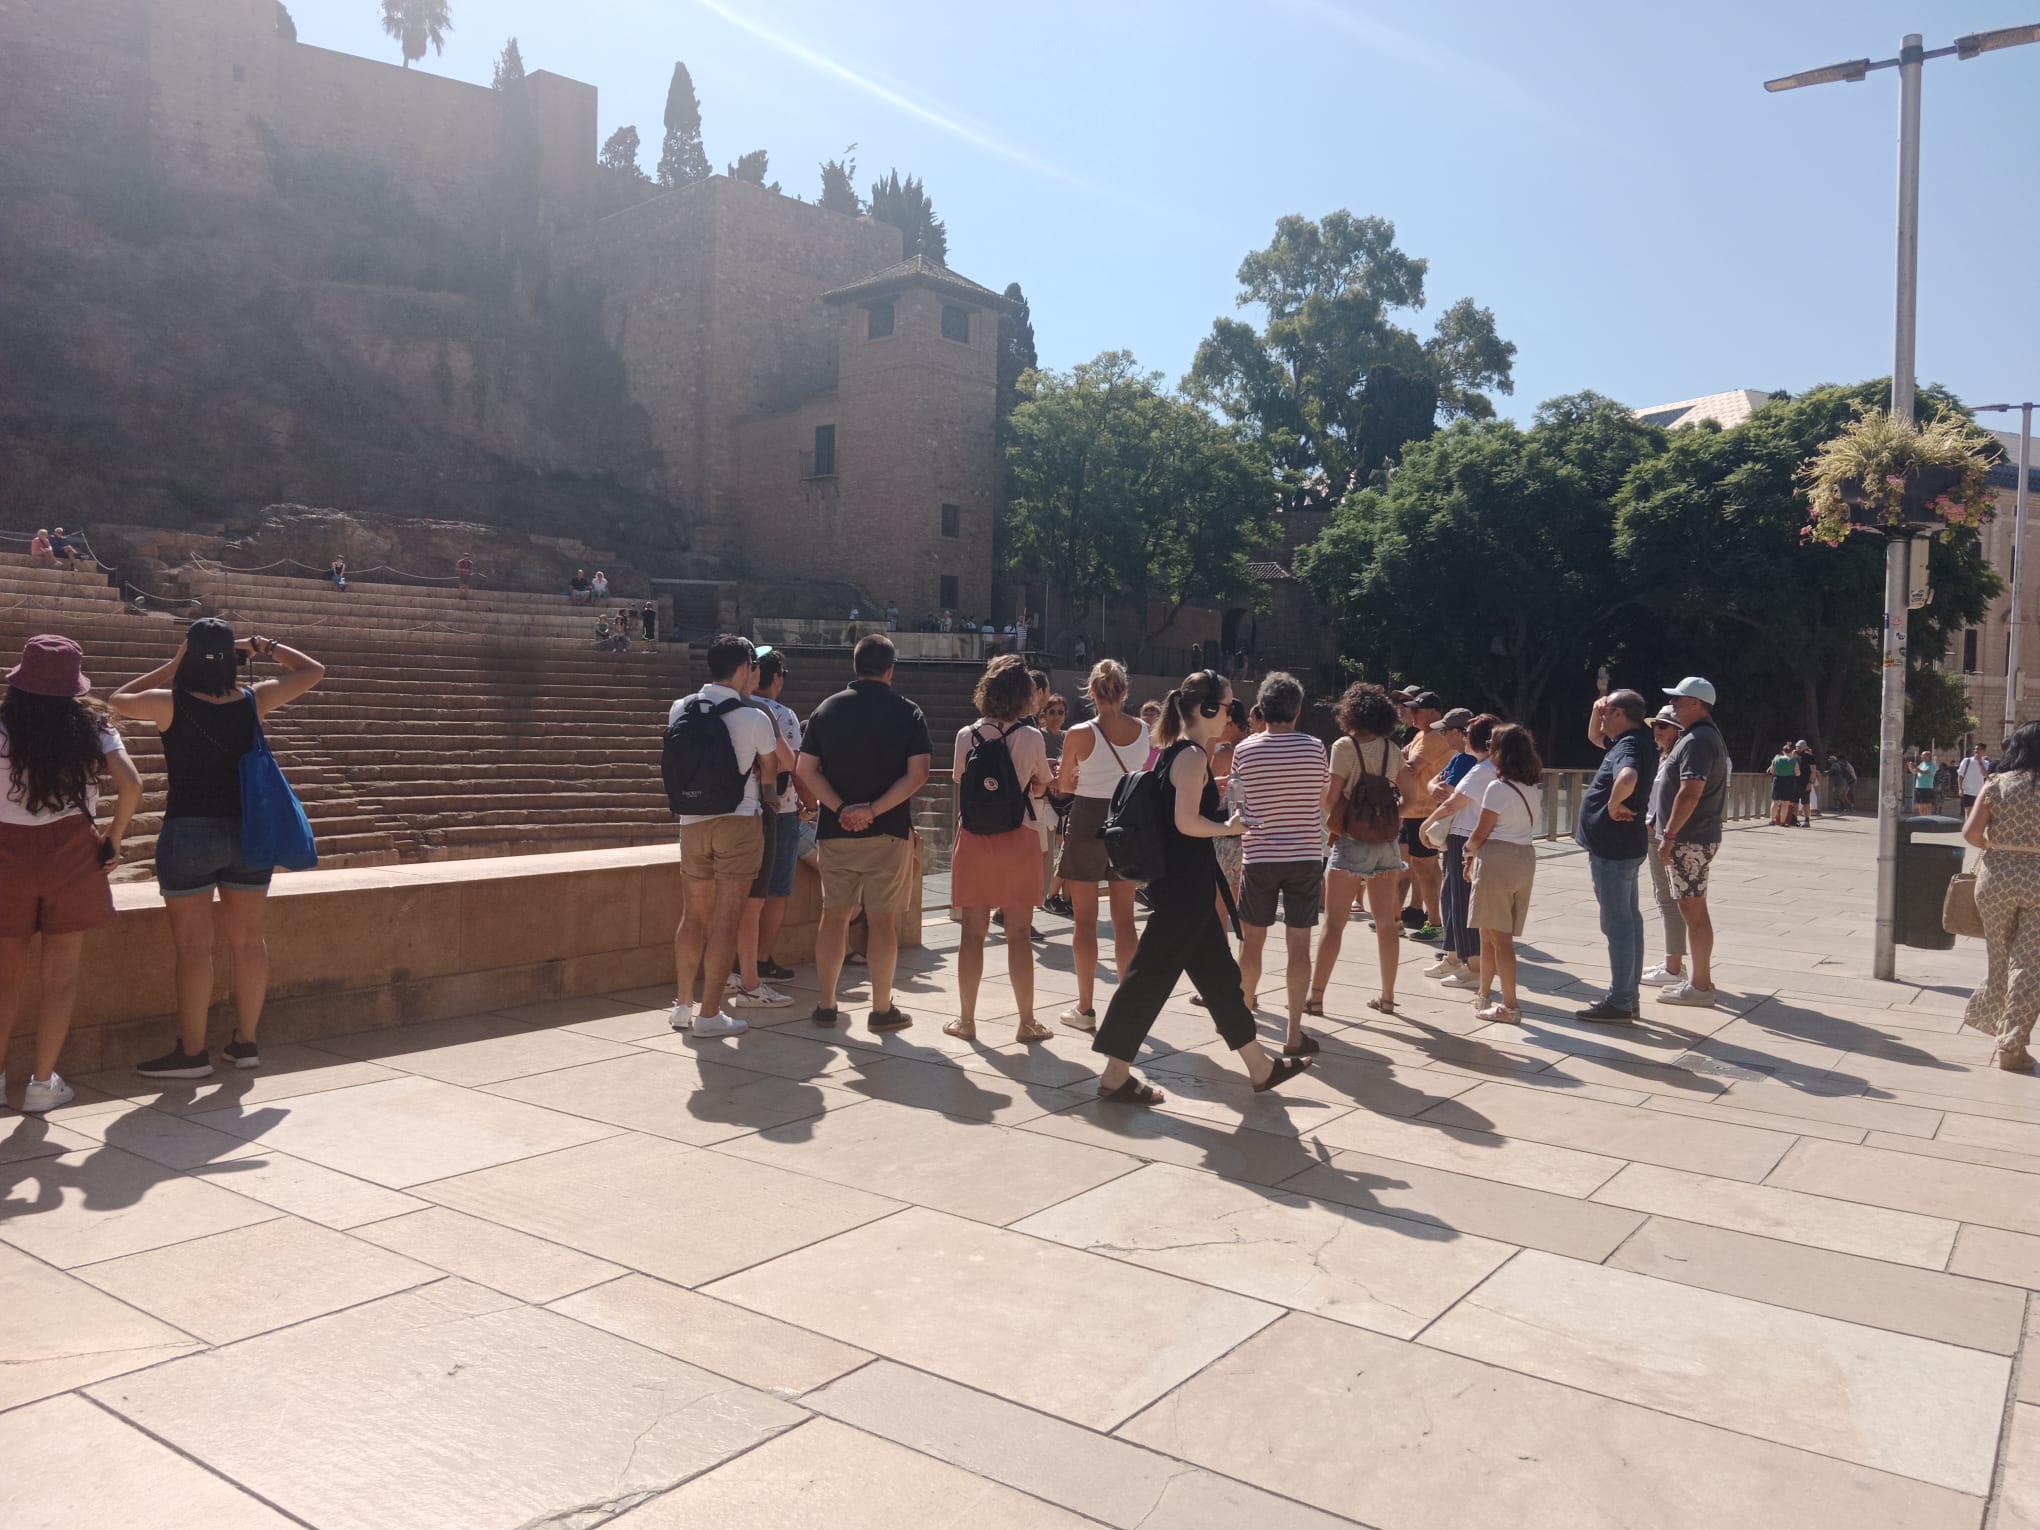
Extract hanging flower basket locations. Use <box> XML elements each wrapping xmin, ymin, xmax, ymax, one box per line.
<box><xmin>1799</xmin><ymin>408</ymin><xmax>1999</xmax><ymax>548</ymax></box>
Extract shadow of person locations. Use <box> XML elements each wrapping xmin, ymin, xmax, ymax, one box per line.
<box><xmin>0</xmin><ymin>1125</ymin><xmax>272</xmax><ymax>1224</ymax></box>
<box><xmin>683</xmin><ymin>1059</ymin><xmax>833</xmax><ymax>1144</ymax></box>
<box><xmin>1735</xmin><ymin>997</ymin><xmax>1959</xmax><ymax>1073</ymax></box>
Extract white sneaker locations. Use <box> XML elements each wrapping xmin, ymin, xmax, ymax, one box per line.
<box><xmin>728</xmin><ymin>983</ymin><xmax>793</xmax><ymax>1009</ymax></box>
<box><xmin>1423</xmin><ymin>956</ymin><xmax>1460</xmax><ymax>979</ymax></box>
<box><xmin>1640</xmin><ymin>964</ymin><xmax>1682</xmax><ymax>987</ymax></box>
<box><xmin>1658</xmin><ymin>980</ymin><xmax>1718</xmax><ymax>1009</ymax></box>
<box><xmin>689</xmin><ymin>1011</ymin><xmax>749</xmax><ymax>1038</ymax></box>
<box><xmin>1438</xmin><ymin>969</ymin><xmax>1478</xmax><ymax>990</ymax></box>
<box><xmin>667</xmin><ymin>1000</ymin><xmax>694</xmax><ymax>1032</ymax></box>
<box><xmin>1059</xmin><ymin>1005</ymin><xmax>1097</xmax><ymax>1032</ymax></box>
<box><xmin>21</xmin><ymin>1074</ymin><xmax>74</xmax><ymax>1113</ymax></box>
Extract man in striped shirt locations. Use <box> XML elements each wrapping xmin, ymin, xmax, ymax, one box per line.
<box><xmin>1229</xmin><ymin>672</ymin><xmax>1330</xmax><ymax>1054</ymax></box>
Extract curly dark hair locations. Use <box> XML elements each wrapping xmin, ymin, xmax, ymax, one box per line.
<box><xmin>2002</xmin><ymin>720</ymin><xmax>2040</xmax><ymax>774</ymax></box>
<box><xmin>1333</xmin><ymin>682</ymin><xmax>1398</xmax><ymax>740</ymax></box>
<box><xmin>1490</xmin><ymin>722</ymin><xmax>1544</xmax><ymax>785</ymax></box>
<box><xmin>1</xmin><ymin>688</ymin><xmax>110</xmax><ymax>817</ymax></box>
<box><xmin>973</xmin><ymin>654</ymin><xmax>1036</xmax><ymax>721</ymax></box>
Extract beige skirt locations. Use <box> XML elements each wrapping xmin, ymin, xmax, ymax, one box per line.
<box><xmin>1469</xmin><ymin>840</ymin><xmax>1536</xmax><ymax>936</ymax></box>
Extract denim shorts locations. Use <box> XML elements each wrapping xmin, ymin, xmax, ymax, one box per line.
<box><xmin>155</xmin><ymin>816</ymin><xmax>274</xmax><ymax>899</ymax></box>
<box><xmin>765</xmin><ymin>809</ymin><xmax>801</xmax><ymax>898</ymax></box>
<box><xmin>1329</xmin><ymin>834</ymin><xmax>1405</xmax><ymax>878</ymax></box>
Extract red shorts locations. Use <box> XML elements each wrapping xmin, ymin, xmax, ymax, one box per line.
<box><xmin>0</xmin><ymin>817</ymin><xmax>117</xmax><ymax>937</ymax></box>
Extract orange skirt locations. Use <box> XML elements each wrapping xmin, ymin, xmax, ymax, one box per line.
<box><xmin>951</xmin><ymin>824</ymin><xmax>1043</xmax><ymax>909</ymax></box>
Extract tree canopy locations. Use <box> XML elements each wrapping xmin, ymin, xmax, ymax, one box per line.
<box><xmin>996</xmin><ymin>282</ymin><xmax>1037</xmax><ymax>429</ymax></box>
<box><xmin>491</xmin><ymin>36</ymin><xmax>524</xmax><ymax>89</ymax></box>
<box><xmin>379</xmin><ymin>0</ymin><xmax>450</xmax><ymax>68</ymax></box>
<box><xmin>600</xmin><ymin>125</ymin><xmax>649</xmax><ymax>183</ymax></box>
<box><xmin>726</xmin><ymin>149</ymin><xmax>778</xmax><ymax>192</ymax></box>
<box><xmin>658</xmin><ymin>62</ymin><xmax>710</xmax><ymax>187</ymax></box>
<box><xmin>1189</xmin><ymin>212</ymin><xmax>1516</xmax><ymax>510</ymax></box>
<box><xmin>1004</xmin><ymin>353</ymin><xmax>1277</xmax><ymax>648</ymax></box>
<box><xmin>1295</xmin><ymin>380</ymin><xmax>1999</xmax><ymax>764</ymax></box>
<box><xmin>819</xmin><ymin>146</ymin><xmax>860</xmax><ymax>214</ymax></box>
<box><xmin>869</xmin><ymin>170</ymin><xmax>946</xmax><ymax>263</ymax></box>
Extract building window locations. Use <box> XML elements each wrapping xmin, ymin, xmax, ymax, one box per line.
<box><xmin>867</xmin><ymin>301</ymin><xmax>895</xmax><ymax>338</ymax></box>
<box><xmin>940</xmin><ymin>503</ymin><xmax>960</xmax><ymax>538</ymax></box>
<box><xmin>809</xmin><ymin>424</ymin><xmax>836</xmax><ymax>478</ymax></box>
<box><xmin>1964</xmin><ymin>629</ymin><xmax>1980</xmax><ymax>673</ymax></box>
<box><xmin>940</xmin><ymin>574</ymin><xmax>960</xmax><ymax>609</ymax></box>
<box><xmin>940</xmin><ymin>304</ymin><xmax>971</xmax><ymax>343</ymax></box>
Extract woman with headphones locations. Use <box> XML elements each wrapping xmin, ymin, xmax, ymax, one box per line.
<box><xmin>1091</xmin><ymin>669</ymin><xmax>1312</xmax><ymax>1104</ymax></box>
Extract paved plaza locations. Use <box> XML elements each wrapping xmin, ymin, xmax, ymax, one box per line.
<box><xmin>5</xmin><ymin>815</ymin><xmax>2038</xmax><ymax>1529</ymax></box>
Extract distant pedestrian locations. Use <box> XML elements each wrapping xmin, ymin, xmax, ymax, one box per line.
<box><xmin>1090</xmin><ymin>669</ymin><xmax>1310</xmax><ymax>1104</ymax></box>
<box><xmin>1916</xmin><ymin>752</ymin><xmax>1940</xmax><ymax>811</ymax></box>
<box><xmin>1229</xmin><ymin>672</ymin><xmax>1329</xmax><ymax>1055</ymax></box>
<box><xmin>1574</xmin><ymin>690</ymin><xmax>1656</xmax><ymax>1025</ymax></box>
<box><xmin>49</xmin><ymin>527</ymin><xmax>80</xmax><ymax>572</ymax></box>
<box><xmin>1053</xmin><ymin>660</ymin><xmax>1145</xmax><ymax>1031</ymax></box>
<box><xmin>1656</xmin><ymin>677</ymin><xmax>1730</xmax><ymax>1009</ymax></box>
<box><xmin>29</xmin><ymin>529</ymin><xmax>56</xmax><ymax>569</ymax></box>
<box><xmin>591</xmin><ymin>570</ymin><xmax>610</xmax><ymax>603</ymax></box>
<box><xmin>1139</xmin><ymin>699</ymin><xmax>1165</xmax><ymax>768</ymax></box>
<box><xmin>794</xmin><ymin>634</ymin><xmax>932</xmax><ymax>1032</ymax></box>
<box><xmin>567</xmin><ymin>568</ymin><xmax>591</xmax><ymax>604</ymax></box>
<box><xmin>0</xmin><ymin>636</ymin><xmax>143</xmax><ymax>1111</ymax></box>
<box><xmin>1465</xmin><ymin>722</ymin><xmax>1544</xmax><ymax>1023</ymax></box>
<box><xmin>328</xmin><ymin>557</ymin><xmax>347</xmax><ymax>591</ymax></box>
<box><xmin>1960</xmin><ymin>744</ymin><xmax>1992</xmax><ymax>816</ymax></box>
<box><xmin>1770</xmin><ymin>741</ymin><xmax>1800</xmax><ymax>827</ymax></box>
<box><xmin>1641</xmin><ymin>705</ymin><xmax>1691</xmax><ymax>990</ymax></box>
<box><xmin>456</xmin><ymin>555</ymin><xmax>475</xmax><ymax>599</ymax></box>
<box><xmin>1963</xmin><ymin>721</ymin><xmax>2040</xmax><ymax>1071</ymax></box>
<box><xmin>641</xmin><ymin>603</ymin><xmax>657</xmax><ymax>641</ymax></box>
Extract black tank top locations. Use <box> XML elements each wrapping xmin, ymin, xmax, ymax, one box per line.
<box><xmin>1153</xmin><ymin>739</ymin><xmax>1222</xmax><ymax>907</ymax></box>
<box><xmin>162</xmin><ymin>691</ymin><xmax>256</xmax><ymax>820</ymax></box>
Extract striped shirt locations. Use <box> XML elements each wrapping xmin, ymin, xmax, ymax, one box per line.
<box><xmin>1230</xmin><ymin>729</ymin><xmax>1329</xmax><ymax>864</ymax></box>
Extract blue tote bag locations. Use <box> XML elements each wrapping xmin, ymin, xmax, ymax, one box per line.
<box><xmin>238</xmin><ymin>691</ymin><xmax>318</xmax><ymax>872</ymax></box>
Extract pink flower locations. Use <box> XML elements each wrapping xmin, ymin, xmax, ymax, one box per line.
<box><xmin>1886</xmin><ymin>473</ymin><xmax>1906</xmax><ymax>485</ymax></box>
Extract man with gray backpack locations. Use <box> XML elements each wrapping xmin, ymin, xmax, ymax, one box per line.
<box><xmin>663</xmin><ymin>635</ymin><xmax>793</xmax><ymax>1038</ymax></box>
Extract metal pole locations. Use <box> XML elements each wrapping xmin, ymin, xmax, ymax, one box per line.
<box><xmin>2008</xmin><ymin>402</ymin><xmax>2034</xmax><ymax>740</ymax></box>
<box><xmin>1874</xmin><ymin>33</ymin><xmax>1925</xmax><ymax>981</ymax></box>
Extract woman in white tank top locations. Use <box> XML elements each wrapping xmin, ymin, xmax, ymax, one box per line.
<box><xmin>1051</xmin><ymin>660</ymin><xmax>1147</xmax><ymax>1029</ymax></box>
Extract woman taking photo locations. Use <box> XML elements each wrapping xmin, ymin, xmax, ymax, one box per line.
<box><xmin>1053</xmin><ymin>660</ymin><xmax>1146</xmax><ymax>1031</ymax></box>
<box><xmin>1464</xmin><ymin>722</ymin><xmax>1543</xmax><ymax>1024</ymax></box>
<box><xmin>110</xmin><ymin>620</ymin><xmax>324</xmax><ymax>1079</ymax></box>
<box><xmin>1091</xmin><ymin>669</ymin><xmax>1310</xmax><ymax>1104</ymax></box>
<box><xmin>1</xmin><ymin>636</ymin><xmax>142</xmax><ymax>1111</ymax></box>
<box><xmin>946</xmin><ymin>655</ymin><xmax>1054</xmax><ymax>1044</ymax></box>
<box><xmin>1309</xmin><ymin>683</ymin><xmax>1420</xmax><ymax>1019</ymax></box>
<box><xmin>1963</xmin><ymin>721</ymin><xmax>2040</xmax><ymax>1071</ymax></box>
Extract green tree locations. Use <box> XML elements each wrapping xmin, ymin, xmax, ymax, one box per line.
<box><xmin>600</xmin><ymin>125</ymin><xmax>649</xmax><ymax>183</ymax></box>
<box><xmin>996</xmin><ymin>281</ymin><xmax>1037</xmax><ymax>429</ymax></box>
<box><xmin>1189</xmin><ymin>211</ymin><xmax>1516</xmax><ymax>509</ymax></box>
<box><xmin>1003</xmin><ymin>353</ymin><xmax>1277</xmax><ymax>653</ymax></box>
<box><xmin>868</xmin><ymin>170</ymin><xmax>947</xmax><ymax>263</ymax></box>
<box><xmin>819</xmin><ymin>145</ymin><xmax>860</xmax><ymax>214</ymax></box>
<box><xmin>726</xmin><ymin>149</ymin><xmax>778</xmax><ymax>192</ymax></box>
<box><xmin>491</xmin><ymin>36</ymin><xmax>524</xmax><ymax>90</ymax></box>
<box><xmin>379</xmin><ymin>0</ymin><xmax>451</xmax><ymax>68</ymax></box>
<box><xmin>657</xmin><ymin>62</ymin><xmax>710</xmax><ymax>187</ymax></box>
<box><xmin>276</xmin><ymin>2</ymin><xmax>297</xmax><ymax>41</ymax></box>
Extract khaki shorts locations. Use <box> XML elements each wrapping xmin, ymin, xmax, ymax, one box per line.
<box><xmin>680</xmin><ymin>814</ymin><xmax>765</xmax><ymax>882</ymax></box>
<box><xmin>819</xmin><ymin>833</ymin><xmax>916</xmax><ymax>914</ymax></box>
<box><xmin>1469</xmin><ymin>839</ymin><xmax>1536</xmax><ymax>936</ymax></box>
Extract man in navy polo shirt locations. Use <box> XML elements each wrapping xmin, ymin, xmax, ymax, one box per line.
<box><xmin>1575</xmin><ymin>689</ymin><xmax>1658</xmax><ymax>1023</ymax></box>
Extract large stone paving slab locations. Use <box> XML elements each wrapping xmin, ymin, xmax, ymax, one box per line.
<box><xmin>421</xmin><ymin>1130</ymin><xmax>902</xmax><ymax>1285</ymax></box>
<box><xmin>0</xmin><ymin>1144</ymin><xmax>279</xmax><ymax>1267</ymax></box>
<box><xmin>481</xmin><ymin>1046</ymin><xmax>861</xmax><ymax>1145</ymax></box>
<box><xmin>705</xmin><ymin>1205</ymin><xmax>1280</xmax><ymax>1429</ymax></box>
<box><xmin>88</xmin><ymin>1278</ymin><xmax>805</xmax><ymax>1530</ymax></box>
<box><xmin>0</xmin><ymin>1242</ymin><xmax>200</xmax><ymax>1410</ymax></box>
<box><xmin>1420</xmin><ymin>1250</ymin><xmax>2008</xmax><ymax>1494</ymax></box>
<box><xmin>1120</xmin><ymin>1311</ymin><xmax>1986</xmax><ymax>1530</ymax></box>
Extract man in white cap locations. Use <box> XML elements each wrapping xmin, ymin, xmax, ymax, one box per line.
<box><xmin>1656</xmin><ymin>677</ymin><xmax>1729</xmax><ymax>1008</ymax></box>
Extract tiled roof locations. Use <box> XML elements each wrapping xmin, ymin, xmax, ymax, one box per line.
<box><xmin>1633</xmin><ymin>389</ymin><xmax>1773</xmax><ymax>431</ymax></box>
<box><xmin>1248</xmin><ymin>561</ymin><xmax>1292</xmax><ymax>580</ymax></box>
<box><xmin>822</xmin><ymin>254</ymin><xmax>1017</xmax><ymax>311</ymax></box>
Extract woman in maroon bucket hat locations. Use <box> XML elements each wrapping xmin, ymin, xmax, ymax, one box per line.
<box><xmin>0</xmin><ymin>635</ymin><xmax>143</xmax><ymax>1113</ymax></box>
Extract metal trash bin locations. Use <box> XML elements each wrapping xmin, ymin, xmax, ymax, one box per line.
<box><xmin>1897</xmin><ymin>814</ymin><xmax>1966</xmax><ymax>950</ymax></box>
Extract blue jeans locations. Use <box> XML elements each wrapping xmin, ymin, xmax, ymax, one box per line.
<box><xmin>1589</xmin><ymin>853</ymin><xmax>1644</xmax><ymax>1009</ymax></box>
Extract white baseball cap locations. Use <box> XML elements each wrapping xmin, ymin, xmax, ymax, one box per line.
<box><xmin>1664</xmin><ymin>676</ymin><xmax>1717</xmax><ymax>706</ymax></box>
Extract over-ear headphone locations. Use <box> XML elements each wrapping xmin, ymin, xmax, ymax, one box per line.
<box><xmin>1194</xmin><ymin>669</ymin><xmax>1224</xmax><ymax>718</ymax></box>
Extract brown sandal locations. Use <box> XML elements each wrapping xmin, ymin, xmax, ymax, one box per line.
<box><xmin>942</xmin><ymin>1019</ymin><xmax>977</xmax><ymax>1040</ymax></box>
<box><xmin>1367</xmin><ymin>997</ymin><xmax>1397</xmax><ymax>1016</ymax></box>
<box><xmin>1303</xmin><ymin>997</ymin><xmax>1326</xmax><ymax>1017</ymax></box>
<box><xmin>1015</xmin><ymin>1020</ymin><xmax>1053</xmax><ymax>1043</ymax></box>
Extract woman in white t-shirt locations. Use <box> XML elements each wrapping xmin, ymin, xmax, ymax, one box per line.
<box><xmin>1463</xmin><ymin>723</ymin><xmax>1544</xmax><ymax>1024</ymax></box>
<box><xmin>0</xmin><ymin>636</ymin><xmax>143</xmax><ymax>1112</ymax></box>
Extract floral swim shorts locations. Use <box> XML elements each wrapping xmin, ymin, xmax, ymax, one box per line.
<box><xmin>1665</xmin><ymin>839</ymin><xmax>1719</xmax><ymax>902</ymax></box>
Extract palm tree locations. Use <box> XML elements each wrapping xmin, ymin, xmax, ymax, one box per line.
<box><xmin>380</xmin><ymin>0</ymin><xmax>451</xmax><ymax>68</ymax></box>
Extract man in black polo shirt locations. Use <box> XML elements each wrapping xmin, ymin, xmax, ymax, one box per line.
<box><xmin>1575</xmin><ymin>689</ymin><xmax>1658</xmax><ymax>1024</ymax></box>
<box><xmin>795</xmin><ymin>634</ymin><xmax>932</xmax><ymax>1031</ymax></box>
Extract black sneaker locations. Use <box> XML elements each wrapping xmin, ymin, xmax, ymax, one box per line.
<box><xmin>811</xmin><ymin>1006</ymin><xmax>842</xmax><ymax>1027</ymax></box>
<box><xmin>1043</xmin><ymin>894</ymin><xmax>1074</xmax><ymax>918</ymax></box>
<box><xmin>136</xmin><ymin>1046</ymin><xmax>213</xmax><ymax>1080</ymax></box>
<box><xmin>869</xmin><ymin>1007</ymin><xmax>913</xmax><ymax>1032</ymax></box>
<box><xmin>223</xmin><ymin>1037</ymin><xmax>261</xmax><ymax>1069</ymax></box>
<box><xmin>1574</xmin><ymin>1001</ymin><xmax>1639</xmax><ymax>1025</ymax></box>
<box><xmin>759</xmin><ymin>959</ymin><xmax>796</xmax><ymax>981</ymax></box>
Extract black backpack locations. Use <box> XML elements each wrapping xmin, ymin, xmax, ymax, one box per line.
<box><xmin>663</xmin><ymin>695</ymin><xmax>747</xmax><ymax>815</ymax></box>
<box><xmin>1104</xmin><ymin>740</ymin><xmax>1183</xmax><ymax>886</ymax></box>
<box><xmin>959</xmin><ymin>722</ymin><xmax>1028</xmax><ymax>836</ymax></box>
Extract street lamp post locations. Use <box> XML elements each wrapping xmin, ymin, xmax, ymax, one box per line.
<box><xmin>1975</xmin><ymin>403</ymin><xmax>2036</xmax><ymax>740</ymax></box>
<box><xmin>1765</xmin><ymin>23</ymin><xmax>2040</xmax><ymax>982</ymax></box>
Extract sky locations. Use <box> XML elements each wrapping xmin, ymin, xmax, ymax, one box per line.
<box><xmin>291</xmin><ymin>1</ymin><xmax>2040</xmax><ymax>422</ymax></box>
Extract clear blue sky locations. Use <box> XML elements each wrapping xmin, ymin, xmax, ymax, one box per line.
<box><xmin>292</xmin><ymin>1</ymin><xmax>2039</xmax><ymax>420</ymax></box>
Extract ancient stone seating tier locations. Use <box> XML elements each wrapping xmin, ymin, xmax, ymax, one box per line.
<box><xmin>179</xmin><ymin>567</ymin><xmax>638</xmax><ymax>643</ymax></box>
<box><xmin>0</xmin><ymin>554</ymin><xmax>993</xmax><ymax>879</ymax></box>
